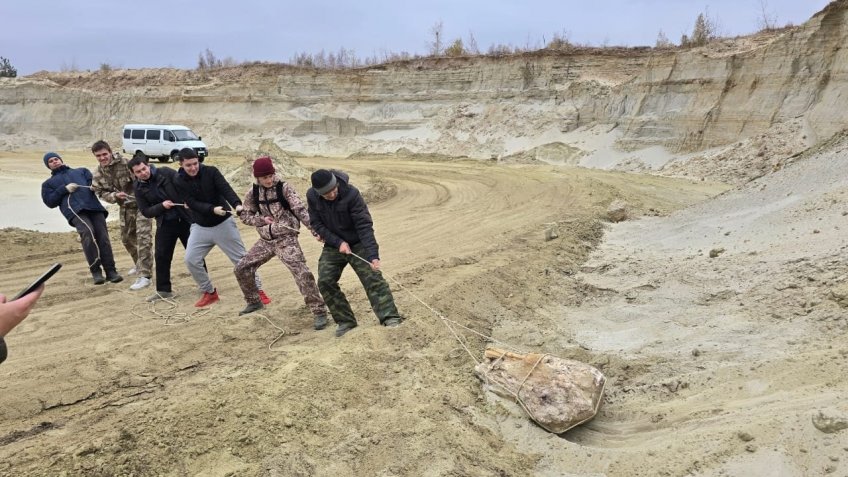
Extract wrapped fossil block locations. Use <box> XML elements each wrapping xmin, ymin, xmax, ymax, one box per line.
<box><xmin>474</xmin><ymin>347</ymin><xmax>606</xmax><ymax>433</ymax></box>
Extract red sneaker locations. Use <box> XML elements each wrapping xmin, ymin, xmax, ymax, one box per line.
<box><xmin>258</xmin><ymin>290</ymin><xmax>271</xmax><ymax>305</ymax></box>
<box><xmin>195</xmin><ymin>289</ymin><xmax>219</xmax><ymax>307</ymax></box>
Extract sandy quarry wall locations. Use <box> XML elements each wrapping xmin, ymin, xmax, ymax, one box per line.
<box><xmin>0</xmin><ymin>2</ymin><xmax>845</xmax><ymax>158</ymax></box>
<box><xmin>615</xmin><ymin>1</ymin><xmax>848</xmax><ymax>152</ymax></box>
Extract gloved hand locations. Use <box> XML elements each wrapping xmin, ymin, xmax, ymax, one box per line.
<box><xmin>235</xmin><ymin>205</ymin><xmax>244</xmax><ymax>213</ymax></box>
<box><xmin>65</xmin><ymin>183</ymin><xmax>79</xmax><ymax>193</ymax></box>
<box><xmin>213</xmin><ymin>206</ymin><xmax>227</xmax><ymax>216</ymax></box>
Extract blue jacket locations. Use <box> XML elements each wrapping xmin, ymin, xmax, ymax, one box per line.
<box><xmin>41</xmin><ymin>165</ymin><xmax>107</xmax><ymax>224</ymax></box>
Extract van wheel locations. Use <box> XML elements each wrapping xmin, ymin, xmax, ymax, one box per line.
<box><xmin>171</xmin><ymin>151</ymin><xmax>180</xmax><ymax>163</ymax></box>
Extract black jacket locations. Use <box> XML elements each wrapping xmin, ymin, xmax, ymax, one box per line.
<box><xmin>175</xmin><ymin>164</ymin><xmax>241</xmax><ymax>227</ymax></box>
<box><xmin>134</xmin><ymin>165</ymin><xmax>192</xmax><ymax>226</ymax></box>
<box><xmin>306</xmin><ymin>170</ymin><xmax>380</xmax><ymax>261</ymax></box>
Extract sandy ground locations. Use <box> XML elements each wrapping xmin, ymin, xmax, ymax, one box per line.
<box><xmin>0</xmin><ymin>147</ymin><xmax>845</xmax><ymax>476</ymax></box>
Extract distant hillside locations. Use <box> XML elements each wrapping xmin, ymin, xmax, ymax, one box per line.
<box><xmin>0</xmin><ymin>2</ymin><xmax>844</xmax><ymax>184</ymax></box>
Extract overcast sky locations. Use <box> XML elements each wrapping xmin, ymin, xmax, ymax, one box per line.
<box><xmin>0</xmin><ymin>0</ymin><xmax>832</xmax><ymax>75</ymax></box>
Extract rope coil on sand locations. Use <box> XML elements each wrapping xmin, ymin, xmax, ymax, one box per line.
<box><xmin>131</xmin><ymin>291</ymin><xmax>297</xmax><ymax>351</ymax></box>
<box><xmin>130</xmin><ymin>295</ymin><xmax>205</xmax><ymax>325</ymax></box>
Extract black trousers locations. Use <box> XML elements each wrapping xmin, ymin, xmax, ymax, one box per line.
<box><xmin>70</xmin><ymin>211</ymin><xmax>116</xmax><ymax>274</ymax></box>
<box><xmin>154</xmin><ymin>217</ymin><xmax>191</xmax><ymax>293</ymax></box>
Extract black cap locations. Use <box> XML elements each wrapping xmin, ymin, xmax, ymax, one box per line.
<box><xmin>311</xmin><ymin>169</ymin><xmax>337</xmax><ymax>195</ymax></box>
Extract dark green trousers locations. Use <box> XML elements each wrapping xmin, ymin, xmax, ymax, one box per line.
<box><xmin>317</xmin><ymin>243</ymin><xmax>400</xmax><ymax>326</ymax></box>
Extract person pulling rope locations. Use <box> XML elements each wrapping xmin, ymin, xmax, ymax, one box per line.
<box><xmin>40</xmin><ymin>151</ymin><xmax>123</xmax><ymax>285</ymax></box>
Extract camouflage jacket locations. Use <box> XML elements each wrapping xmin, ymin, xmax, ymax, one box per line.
<box><xmin>239</xmin><ymin>177</ymin><xmax>314</xmax><ymax>242</ymax></box>
<box><xmin>92</xmin><ymin>152</ymin><xmax>137</xmax><ymax>208</ymax></box>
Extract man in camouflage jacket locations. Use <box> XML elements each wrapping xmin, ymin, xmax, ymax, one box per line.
<box><xmin>91</xmin><ymin>140</ymin><xmax>154</xmax><ymax>291</ymax></box>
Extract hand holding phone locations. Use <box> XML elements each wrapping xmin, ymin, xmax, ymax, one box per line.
<box><xmin>13</xmin><ymin>263</ymin><xmax>62</xmax><ymax>301</ymax></box>
<box><xmin>0</xmin><ymin>264</ymin><xmax>56</xmax><ymax>338</ymax></box>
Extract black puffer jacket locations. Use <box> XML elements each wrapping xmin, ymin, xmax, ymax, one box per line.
<box><xmin>306</xmin><ymin>170</ymin><xmax>380</xmax><ymax>261</ymax></box>
<box><xmin>134</xmin><ymin>165</ymin><xmax>192</xmax><ymax>226</ymax></box>
<box><xmin>175</xmin><ymin>164</ymin><xmax>242</xmax><ymax>227</ymax></box>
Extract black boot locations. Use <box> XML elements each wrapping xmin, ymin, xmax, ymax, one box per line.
<box><xmin>105</xmin><ymin>268</ymin><xmax>123</xmax><ymax>283</ymax></box>
<box><xmin>313</xmin><ymin>314</ymin><xmax>329</xmax><ymax>330</ymax></box>
<box><xmin>335</xmin><ymin>322</ymin><xmax>357</xmax><ymax>338</ymax></box>
<box><xmin>92</xmin><ymin>270</ymin><xmax>106</xmax><ymax>285</ymax></box>
<box><xmin>239</xmin><ymin>302</ymin><xmax>264</xmax><ymax>316</ymax></box>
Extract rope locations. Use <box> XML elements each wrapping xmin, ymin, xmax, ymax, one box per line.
<box><xmin>66</xmin><ymin>185</ymin><xmax>131</xmax><ymax>272</ymax></box>
<box><xmin>254</xmin><ymin>211</ymin><xmax>531</xmax><ymax>360</ymax></box>
<box><xmin>517</xmin><ymin>353</ymin><xmax>547</xmax><ymax>395</ymax></box>
<box><xmin>224</xmin><ymin>199</ymin><xmax>239</xmax><ymax>218</ymax></box>
<box><xmin>254</xmin><ymin>312</ymin><xmax>300</xmax><ymax>351</ymax></box>
<box><xmin>129</xmin><ymin>289</ymin><xmax>299</xmax><ymax>351</ymax></box>
<box><xmin>81</xmin><ymin>185</ymin><xmax>135</xmax><ymax>201</ymax></box>
<box><xmin>66</xmin><ymin>193</ymin><xmax>102</xmax><ymax>272</ymax></box>
<box><xmin>347</xmin><ymin>251</ymin><xmax>525</xmax><ymax>363</ymax></box>
<box><xmin>232</xmin><ymin>215</ymin><xmax>528</xmax><ymax>363</ymax></box>
<box><xmin>130</xmin><ymin>294</ymin><xmax>211</xmax><ymax>325</ymax></box>
<box><xmin>513</xmin><ymin>352</ymin><xmax>549</xmax><ymax>428</ymax></box>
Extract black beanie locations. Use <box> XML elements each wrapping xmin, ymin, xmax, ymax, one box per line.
<box><xmin>311</xmin><ymin>169</ymin><xmax>337</xmax><ymax>195</ymax></box>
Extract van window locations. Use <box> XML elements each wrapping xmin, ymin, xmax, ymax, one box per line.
<box><xmin>164</xmin><ymin>130</ymin><xmax>176</xmax><ymax>142</ymax></box>
<box><xmin>146</xmin><ymin>130</ymin><xmax>161</xmax><ymax>140</ymax></box>
<box><xmin>123</xmin><ymin>129</ymin><xmax>131</xmax><ymax>139</ymax></box>
<box><xmin>173</xmin><ymin>130</ymin><xmax>199</xmax><ymax>141</ymax></box>
<box><xmin>131</xmin><ymin>130</ymin><xmax>145</xmax><ymax>140</ymax></box>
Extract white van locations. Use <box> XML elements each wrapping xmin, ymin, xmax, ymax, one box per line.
<box><xmin>122</xmin><ymin>124</ymin><xmax>209</xmax><ymax>163</ymax></box>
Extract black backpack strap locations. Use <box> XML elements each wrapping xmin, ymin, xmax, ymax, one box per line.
<box><xmin>253</xmin><ymin>181</ymin><xmax>292</xmax><ymax>215</ymax></box>
<box><xmin>276</xmin><ymin>181</ymin><xmax>292</xmax><ymax>213</ymax></box>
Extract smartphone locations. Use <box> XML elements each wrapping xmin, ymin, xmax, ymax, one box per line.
<box><xmin>12</xmin><ymin>263</ymin><xmax>62</xmax><ymax>300</ymax></box>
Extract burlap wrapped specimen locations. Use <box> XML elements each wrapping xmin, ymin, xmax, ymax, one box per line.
<box><xmin>474</xmin><ymin>347</ymin><xmax>606</xmax><ymax>433</ymax></box>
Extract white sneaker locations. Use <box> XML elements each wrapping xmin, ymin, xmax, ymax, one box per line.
<box><xmin>128</xmin><ymin>267</ymin><xmax>138</xmax><ymax>276</ymax></box>
<box><xmin>130</xmin><ymin>276</ymin><xmax>151</xmax><ymax>291</ymax></box>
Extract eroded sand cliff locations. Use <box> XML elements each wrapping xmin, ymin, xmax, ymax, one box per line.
<box><xmin>0</xmin><ymin>2</ymin><xmax>845</xmax><ymax>180</ymax></box>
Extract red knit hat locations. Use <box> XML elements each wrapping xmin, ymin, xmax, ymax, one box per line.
<box><xmin>252</xmin><ymin>157</ymin><xmax>275</xmax><ymax>177</ymax></box>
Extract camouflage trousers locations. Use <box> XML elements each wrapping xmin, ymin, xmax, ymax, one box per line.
<box><xmin>120</xmin><ymin>205</ymin><xmax>154</xmax><ymax>277</ymax></box>
<box><xmin>234</xmin><ymin>236</ymin><xmax>327</xmax><ymax>317</ymax></box>
<box><xmin>317</xmin><ymin>242</ymin><xmax>400</xmax><ymax>326</ymax></box>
